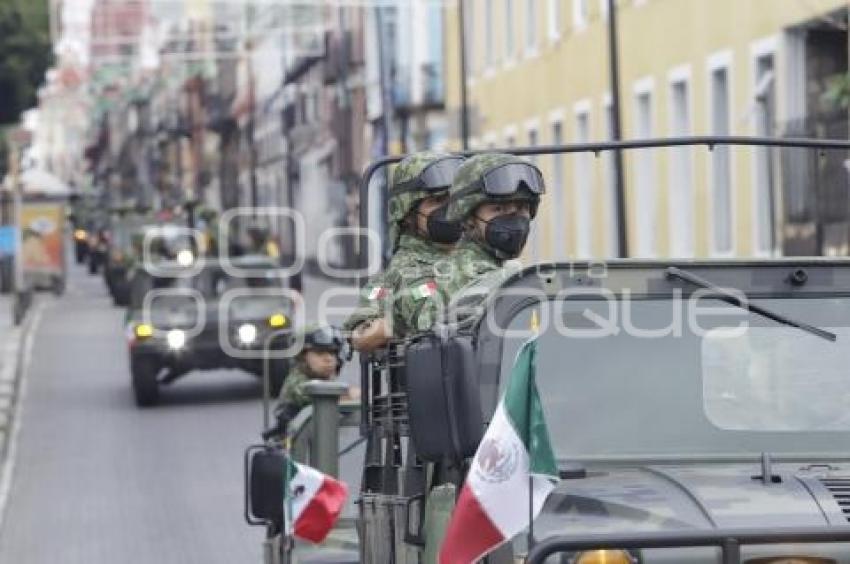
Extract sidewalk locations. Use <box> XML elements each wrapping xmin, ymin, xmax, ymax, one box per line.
<box><xmin>0</xmin><ymin>294</ymin><xmax>23</xmax><ymax>458</ymax></box>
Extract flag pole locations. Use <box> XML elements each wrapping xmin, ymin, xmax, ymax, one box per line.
<box><xmin>527</xmin><ymin>311</ymin><xmax>540</xmax><ymax>552</ymax></box>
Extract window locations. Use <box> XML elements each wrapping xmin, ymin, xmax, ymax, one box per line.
<box><xmin>574</xmin><ymin>107</ymin><xmax>593</xmax><ymax>258</ymax></box>
<box><xmin>504</xmin><ymin>0</ymin><xmax>515</xmax><ymax>60</ymax></box>
<box><xmin>526</xmin><ymin>0</ymin><xmax>538</xmax><ymax>53</ymax></box>
<box><xmin>485</xmin><ymin>0</ymin><xmax>495</xmax><ymax>68</ymax></box>
<box><xmin>633</xmin><ymin>81</ymin><xmax>656</xmax><ymax>257</ymax></box>
<box><xmin>668</xmin><ymin>71</ymin><xmax>694</xmax><ymax>257</ymax></box>
<box><xmin>572</xmin><ymin>0</ymin><xmax>587</xmax><ymax>30</ymax></box>
<box><xmin>549</xmin><ymin>0</ymin><xmax>563</xmax><ymax>39</ymax></box>
<box><xmin>710</xmin><ymin>60</ymin><xmax>733</xmax><ymax>255</ymax></box>
<box><xmin>551</xmin><ymin>121</ymin><xmax>566</xmax><ymax>259</ymax></box>
<box><xmin>753</xmin><ymin>50</ymin><xmax>776</xmax><ymax>256</ymax></box>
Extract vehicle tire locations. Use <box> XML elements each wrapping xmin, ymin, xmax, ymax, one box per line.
<box><xmin>267</xmin><ymin>358</ymin><xmax>289</xmax><ymax>397</ymax></box>
<box><xmin>75</xmin><ymin>248</ymin><xmax>85</xmax><ymax>264</ymax></box>
<box><xmin>131</xmin><ymin>355</ymin><xmax>160</xmax><ymax>407</ymax></box>
<box><xmin>113</xmin><ymin>286</ymin><xmax>130</xmax><ymax>307</ymax></box>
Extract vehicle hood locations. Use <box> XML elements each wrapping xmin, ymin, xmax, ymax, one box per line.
<box><xmin>535</xmin><ymin>463</ymin><xmax>850</xmax><ymax>537</ymax></box>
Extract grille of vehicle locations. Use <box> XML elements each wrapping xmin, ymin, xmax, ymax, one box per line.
<box><xmin>820</xmin><ymin>478</ymin><xmax>850</xmax><ymax>521</ymax></box>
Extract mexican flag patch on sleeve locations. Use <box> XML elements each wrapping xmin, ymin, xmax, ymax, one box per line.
<box><xmin>412</xmin><ymin>280</ymin><xmax>437</xmax><ymax>299</ymax></box>
<box><xmin>367</xmin><ymin>286</ymin><xmax>388</xmax><ymax>301</ymax></box>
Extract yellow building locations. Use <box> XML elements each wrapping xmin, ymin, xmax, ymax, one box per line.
<box><xmin>444</xmin><ymin>0</ymin><xmax>849</xmax><ymax>260</ymax></box>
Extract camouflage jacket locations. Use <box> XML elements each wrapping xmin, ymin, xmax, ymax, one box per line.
<box><xmin>402</xmin><ymin>236</ymin><xmax>502</xmax><ymax>332</ymax></box>
<box><xmin>276</xmin><ymin>365</ymin><xmax>312</xmax><ymax>417</ymax></box>
<box><xmin>343</xmin><ymin>233</ymin><xmax>451</xmax><ymax>337</ymax></box>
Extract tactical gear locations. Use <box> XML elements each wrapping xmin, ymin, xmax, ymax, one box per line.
<box><xmin>447</xmin><ymin>154</ymin><xmax>545</xmax><ymax>223</ymax></box>
<box><xmin>388</xmin><ymin>152</ymin><xmax>464</xmax><ymax>249</ymax></box>
<box><xmin>477</xmin><ymin>213</ymin><xmax>532</xmax><ymax>259</ymax></box>
<box><xmin>297</xmin><ymin>324</ymin><xmax>351</xmax><ymax>368</ymax></box>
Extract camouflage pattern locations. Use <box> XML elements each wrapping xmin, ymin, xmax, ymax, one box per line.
<box><xmin>343</xmin><ymin>233</ymin><xmax>452</xmax><ymax>336</ymax></box>
<box><xmin>400</xmin><ymin>236</ymin><xmax>501</xmax><ymax>332</ymax></box>
<box><xmin>446</xmin><ymin>153</ymin><xmax>540</xmax><ymax>223</ymax></box>
<box><xmin>275</xmin><ymin>364</ymin><xmax>311</xmax><ymax>415</ymax></box>
<box><xmin>388</xmin><ymin>151</ymin><xmax>456</xmax><ymax>249</ymax></box>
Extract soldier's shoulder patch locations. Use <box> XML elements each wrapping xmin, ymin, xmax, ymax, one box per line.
<box><xmin>411</xmin><ymin>280</ymin><xmax>438</xmax><ymax>299</ymax></box>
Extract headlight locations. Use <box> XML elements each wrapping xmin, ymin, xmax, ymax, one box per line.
<box><xmin>268</xmin><ymin>313</ymin><xmax>287</xmax><ymax>328</ymax></box>
<box><xmin>134</xmin><ymin>324</ymin><xmax>154</xmax><ymax>338</ymax></box>
<box><xmin>574</xmin><ymin>550</ymin><xmax>635</xmax><ymax>564</ymax></box>
<box><xmin>166</xmin><ymin>329</ymin><xmax>186</xmax><ymax>350</ymax></box>
<box><xmin>176</xmin><ymin>249</ymin><xmax>194</xmax><ymax>267</ymax></box>
<box><xmin>74</xmin><ymin>229</ymin><xmax>87</xmax><ymax>241</ymax></box>
<box><xmin>238</xmin><ymin>323</ymin><xmax>257</xmax><ymax>344</ymax></box>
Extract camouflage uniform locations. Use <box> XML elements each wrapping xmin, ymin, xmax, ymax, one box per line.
<box><xmin>275</xmin><ymin>364</ymin><xmax>312</xmax><ymax>418</ymax></box>
<box><xmin>401</xmin><ymin>153</ymin><xmax>542</xmax><ymax>332</ymax></box>
<box><xmin>343</xmin><ymin>152</ymin><xmax>459</xmax><ymax>336</ymax></box>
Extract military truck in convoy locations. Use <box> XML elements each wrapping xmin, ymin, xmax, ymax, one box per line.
<box><xmin>247</xmin><ymin>138</ymin><xmax>850</xmax><ymax>564</ymax></box>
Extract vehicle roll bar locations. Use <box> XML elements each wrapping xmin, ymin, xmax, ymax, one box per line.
<box><xmin>357</xmin><ymin>135</ymin><xmax>850</xmax><ymax>274</ymax></box>
<box><xmin>526</xmin><ymin>525</ymin><xmax>850</xmax><ymax>564</ymax></box>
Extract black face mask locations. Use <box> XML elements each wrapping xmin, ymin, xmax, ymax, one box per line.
<box><xmin>425</xmin><ymin>203</ymin><xmax>462</xmax><ymax>244</ymax></box>
<box><xmin>479</xmin><ymin>213</ymin><xmax>531</xmax><ymax>259</ymax></box>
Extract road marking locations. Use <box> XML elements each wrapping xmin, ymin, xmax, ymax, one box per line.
<box><xmin>0</xmin><ymin>302</ymin><xmax>45</xmax><ymax>535</ymax></box>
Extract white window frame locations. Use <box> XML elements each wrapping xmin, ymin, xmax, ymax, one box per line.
<box><xmin>526</xmin><ymin>118</ymin><xmax>543</xmax><ymax>261</ymax></box>
<box><xmin>632</xmin><ymin>76</ymin><xmax>657</xmax><ymax>258</ymax></box>
<box><xmin>504</xmin><ymin>0</ymin><xmax>516</xmax><ymax>65</ymax></box>
<box><xmin>525</xmin><ymin>0</ymin><xmax>539</xmax><ymax>57</ymax></box>
<box><xmin>503</xmin><ymin>124</ymin><xmax>518</xmax><ymax>147</ymax></box>
<box><xmin>667</xmin><ymin>64</ymin><xmax>695</xmax><ymax>258</ymax></box>
<box><xmin>750</xmin><ymin>35</ymin><xmax>780</xmax><ymax>258</ymax></box>
<box><xmin>548</xmin><ymin>0</ymin><xmax>563</xmax><ymax>40</ymax></box>
<box><xmin>549</xmin><ymin>108</ymin><xmax>567</xmax><ymax>260</ymax></box>
<box><xmin>485</xmin><ymin>0</ymin><xmax>496</xmax><ymax>70</ymax></box>
<box><xmin>573</xmin><ymin>99</ymin><xmax>593</xmax><ymax>258</ymax></box>
<box><xmin>572</xmin><ymin>0</ymin><xmax>588</xmax><ymax>32</ymax></box>
<box><xmin>707</xmin><ymin>49</ymin><xmax>736</xmax><ymax>258</ymax></box>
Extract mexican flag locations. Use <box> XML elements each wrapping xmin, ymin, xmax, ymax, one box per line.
<box><xmin>285</xmin><ymin>459</ymin><xmax>349</xmax><ymax>544</ymax></box>
<box><xmin>439</xmin><ymin>337</ymin><xmax>558</xmax><ymax>564</ymax></box>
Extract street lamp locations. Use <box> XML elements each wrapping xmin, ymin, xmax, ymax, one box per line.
<box><xmin>607</xmin><ymin>0</ymin><xmax>629</xmax><ymax>258</ymax></box>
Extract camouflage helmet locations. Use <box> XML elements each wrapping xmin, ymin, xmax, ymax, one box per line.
<box><xmin>446</xmin><ymin>153</ymin><xmax>542</xmax><ymax>223</ymax></box>
<box><xmin>388</xmin><ymin>151</ymin><xmax>460</xmax><ymax>248</ymax></box>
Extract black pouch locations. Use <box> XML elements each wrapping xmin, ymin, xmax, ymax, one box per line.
<box><xmin>404</xmin><ymin>334</ymin><xmax>484</xmax><ymax>462</ymax></box>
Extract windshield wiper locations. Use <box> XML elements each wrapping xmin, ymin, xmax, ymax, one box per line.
<box><xmin>665</xmin><ymin>266</ymin><xmax>836</xmax><ymax>342</ymax></box>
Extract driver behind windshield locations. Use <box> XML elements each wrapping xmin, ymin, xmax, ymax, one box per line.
<box><xmin>404</xmin><ymin>153</ymin><xmax>546</xmax><ymax>331</ymax></box>
<box><xmin>273</xmin><ymin>325</ymin><xmax>350</xmax><ymax>434</ymax></box>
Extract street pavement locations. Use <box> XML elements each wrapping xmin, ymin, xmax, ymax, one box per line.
<box><xmin>0</xmin><ymin>263</ymin><xmax>360</xmax><ymax>564</ymax></box>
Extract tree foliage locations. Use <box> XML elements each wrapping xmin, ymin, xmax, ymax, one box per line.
<box><xmin>0</xmin><ymin>0</ymin><xmax>53</xmax><ymax>125</ymax></box>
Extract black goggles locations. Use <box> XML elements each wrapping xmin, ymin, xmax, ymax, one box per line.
<box><xmin>395</xmin><ymin>157</ymin><xmax>465</xmax><ymax>194</ymax></box>
<box><xmin>478</xmin><ymin>162</ymin><xmax>546</xmax><ymax>196</ymax></box>
<box><xmin>307</xmin><ymin>327</ymin><xmax>344</xmax><ymax>348</ymax></box>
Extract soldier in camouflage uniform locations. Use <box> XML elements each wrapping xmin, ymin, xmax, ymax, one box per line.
<box><xmin>344</xmin><ymin>152</ymin><xmax>465</xmax><ymax>351</ymax></box>
<box><xmin>400</xmin><ymin>153</ymin><xmax>546</xmax><ymax>331</ymax></box>
<box><xmin>274</xmin><ymin>325</ymin><xmax>351</xmax><ymax>432</ymax></box>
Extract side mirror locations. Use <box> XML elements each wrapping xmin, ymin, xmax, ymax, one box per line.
<box><xmin>245</xmin><ymin>447</ymin><xmax>285</xmax><ymax>526</ymax></box>
<box><xmin>404</xmin><ymin>334</ymin><xmax>484</xmax><ymax>462</ymax></box>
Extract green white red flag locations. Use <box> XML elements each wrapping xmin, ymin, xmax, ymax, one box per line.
<box><xmin>439</xmin><ymin>337</ymin><xmax>558</xmax><ymax>564</ymax></box>
<box><xmin>285</xmin><ymin>459</ymin><xmax>349</xmax><ymax>543</ymax></box>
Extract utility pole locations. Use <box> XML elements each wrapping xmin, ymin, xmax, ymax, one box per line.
<box><xmin>458</xmin><ymin>0</ymin><xmax>470</xmax><ymax>150</ymax></box>
<box><xmin>607</xmin><ymin>0</ymin><xmax>628</xmax><ymax>258</ymax></box>
<box><xmin>374</xmin><ymin>5</ymin><xmax>393</xmax><ymax>265</ymax></box>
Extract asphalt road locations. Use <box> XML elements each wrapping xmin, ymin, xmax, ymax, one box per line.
<box><xmin>0</xmin><ymin>263</ymin><xmax>360</xmax><ymax>564</ymax></box>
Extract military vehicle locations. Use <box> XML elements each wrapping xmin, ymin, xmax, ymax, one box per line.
<box><xmin>126</xmin><ymin>255</ymin><xmax>294</xmax><ymax>407</ymax></box>
<box><xmin>248</xmin><ymin>137</ymin><xmax>850</xmax><ymax>563</ymax></box>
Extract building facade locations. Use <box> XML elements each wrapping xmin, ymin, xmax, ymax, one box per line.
<box><xmin>445</xmin><ymin>0</ymin><xmax>850</xmax><ymax>260</ymax></box>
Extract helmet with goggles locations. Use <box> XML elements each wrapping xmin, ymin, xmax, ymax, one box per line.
<box><xmin>446</xmin><ymin>153</ymin><xmax>545</xmax><ymax>223</ymax></box>
<box><xmin>388</xmin><ymin>152</ymin><xmax>466</xmax><ymax>249</ymax></box>
<box><xmin>297</xmin><ymin>324</ymin><xmax>352</xmax><ymax>368</ymax></box>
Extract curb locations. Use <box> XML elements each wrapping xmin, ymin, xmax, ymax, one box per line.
<box><xmin>0</xmin><ymin>301</ymin><xmax>44</xmax><ymax>534</ymax></box>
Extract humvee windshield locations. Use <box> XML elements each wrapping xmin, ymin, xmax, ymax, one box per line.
<box><xmin>496</xmin><ymin>275</ymin><xmax>850</xmax><ymax>463</ymax></box>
